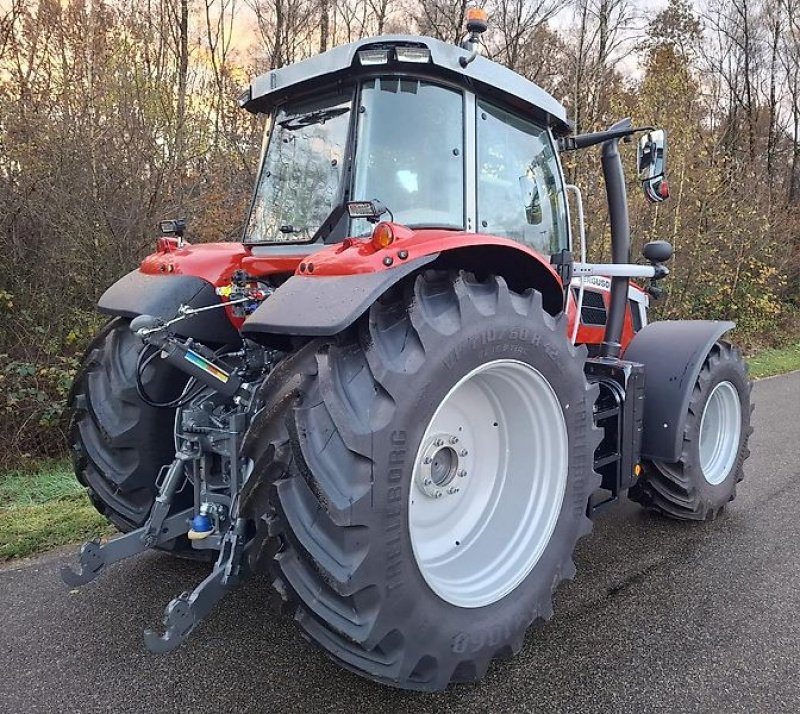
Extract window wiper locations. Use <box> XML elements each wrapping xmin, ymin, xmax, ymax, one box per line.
<box><xmin>278</xmin><ymin>106</ymin><xmax>350</xmax><ymax>131</ymax></box>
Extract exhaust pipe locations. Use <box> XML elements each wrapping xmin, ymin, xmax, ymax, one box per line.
<box><xmin>599</xmin><ymin>118</ymin><xmax>633</xmax><ymax>359</ymax></box>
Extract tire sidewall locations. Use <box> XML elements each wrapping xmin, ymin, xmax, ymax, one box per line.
<box><xmin>368</xmin><ymin>308</ymin><xmax>593</xmax><ymax>657</ymax></box>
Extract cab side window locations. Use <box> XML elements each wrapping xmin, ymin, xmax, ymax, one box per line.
<box><xmin>476</xmin><ymin>101</ymin><xmax>568</xmax><ymax>256</ymax></box>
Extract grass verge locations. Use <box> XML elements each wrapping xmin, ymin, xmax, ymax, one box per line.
<box><xmin>747</xmin><ymin>341</ymin><xmax>800</xmax><ymax>380</ymax></box>
<box><xmin>0</xmin><ymin>459</ymin><xmax>114</xmax><ymax>561</ymax></box>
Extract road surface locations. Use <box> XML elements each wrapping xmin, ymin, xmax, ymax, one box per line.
<box><xmin>1</xmin><ymin>371</ymin><xmax>799</xmax><ymax>713</ymax></box>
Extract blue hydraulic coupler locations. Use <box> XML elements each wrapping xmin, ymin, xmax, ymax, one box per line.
<box><xmin>188</xmin><ymin>513</ymin><xmax>213</xmax><ymax>540</ymax></box>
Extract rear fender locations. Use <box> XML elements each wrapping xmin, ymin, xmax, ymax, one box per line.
<box><xmin>623</xmin><ymin>320</ymin><xmax>735</xmax><ymax>462</ymax></box>
<box><xmin>98</xmin><ymin>270</ymin><xmax>241</xmax><ymax>345</ymax></box>
<box><xmin>242</xmin><ymin>228</ymin><xmax>565</xmax><ymax>339</ymax></box>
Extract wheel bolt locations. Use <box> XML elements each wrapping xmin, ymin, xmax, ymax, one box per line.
<box><xmin>448</xmin><ymin>487</ymin><xmax>460</xmax><ymax>495</ymax></box>
<box><xmin>457</xmin><ymin>469</ymin><xmax>467</xmax><ymax>478</ymax></box>
<box><xmin>460</xmin><ymin>449</ymin><xmax>468</xmax><ymax>456</ymax></box>
<box><xmin>423</xmin><ymin>456</ymin><xmax>432</xmax><ymax>464</ymax></box>
<box><xmin>434</xmin><ymin>491</ymin><xmax>443</xmax><ymax>498</ymax></box>
<box><xmin>434</xmin><ymin>438</ymin><xmax>444</xmax><ymax>447</ymax></box>
<box><xmin>449</xmin><ymin>436</ymin><xmax>459</xmax><ymax>444</ymax></box>
<box><xmin>423</xmin><ymin>478</ymin><xmax>432</xmax><ymax>486</ymax></box>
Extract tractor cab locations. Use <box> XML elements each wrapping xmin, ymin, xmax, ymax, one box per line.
<box><xmin>239</xmin><ymin>35</ymin><xmax>572</xmax><ymax>263</ymax></box>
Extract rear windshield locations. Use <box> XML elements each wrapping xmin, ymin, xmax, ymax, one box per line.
<box><xmin>244</xmin><ymin>90</ymin><xmax>353</xmax><ymax>244</ymax></box>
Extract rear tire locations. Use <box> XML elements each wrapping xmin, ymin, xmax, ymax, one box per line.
<box><xmin>242</xmin><ymin>271</ymin><xmax>600</xmax><ymax>690</ymax></box>
<box><xmin>630</xmin><ymin>341</ymin><xmax>752</xmax><ymax>520</ymax></box>
<box><xmin>69</xmin><ymin>318</ymin><xmax>195</xmax><ymax>551</ymax></box>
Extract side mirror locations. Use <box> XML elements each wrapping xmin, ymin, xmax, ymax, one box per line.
<box><xmin>637</xmin><ymin>129</ymin><xmax>669</xmax><ymax>203</ymax></box>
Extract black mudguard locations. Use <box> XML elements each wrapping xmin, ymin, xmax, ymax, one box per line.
<box><xmin>98</xmin><ymin>270</ymin><xmax>240</xmax><ymax>345</ymax></box>
<box><xmin>623</xmin><ymin>319</ymin><xmax>735</xmax><ymax>462</ymax></box>
<box><xmin>241</xmin><ymin>255</ymin><xmax>437</xmax><ymax>337</ymax></box>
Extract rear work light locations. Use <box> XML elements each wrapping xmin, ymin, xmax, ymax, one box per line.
<box><xmin>357</xmin><ymin>46</ymin><xmax>431</xmax><ymax>66</ymax></box>
<box><xmin>358</xmin><ymin>49</ymin><xmax>390</xmax><ymax>65</ymax></box>
<box><xmin>395</xmin><ymin>47</ymin><xmax>431</xmax><ymax>63</ymax></box>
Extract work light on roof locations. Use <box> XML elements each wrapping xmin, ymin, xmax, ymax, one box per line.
<box><xmin>358</xmin><ymin>50</ymin><xmax>389</xmax><ymax>67</ymax></box>
<box><xmin>358</xmin><ymin>48</ymin><xmax>390</xmax><ymax>65</ymax></box>
<box><xmin>357</xmin><ymin>46</ymin><xmax>431</xmax><ymax>66</ymax></box>
<box><xmin>395</xmin><ymin>46</ymin><xmax>431</xmax><ymax>63</ymax></box>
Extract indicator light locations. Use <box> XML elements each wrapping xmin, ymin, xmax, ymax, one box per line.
<box><xmin>371</xmin><ymin>222</ymin><xmax>395</xmax><ymax>250</ymax></box>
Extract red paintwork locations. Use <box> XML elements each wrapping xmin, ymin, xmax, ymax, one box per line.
<box><xmin>295</xmin><ymin>223</ymin><xmax>563</xmax><ymax>286</ymax></box>
<box><xmin>141</xmin><ymin>241</ymin><xmax>252</xmax><ymax>284</ymax></box>
<box><xmin>140</xmin><ymin>240</ymin><xmax>312</xmax><ymax>328</ymax></box>
<box><xmin>137</xmin><ymin>228</ymin><xmax>643</xmax><ymax>350</ymax></box>
<box><xmin>565</xmin><ymin>282</ymin><xmax>643</xmax><ymax>351</ymax></box>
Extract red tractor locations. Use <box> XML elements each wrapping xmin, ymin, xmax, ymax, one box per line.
<box><xmin>63</xmin><ymin>16</ymin><xmax>752</xmax><ymax>691</ymax></box>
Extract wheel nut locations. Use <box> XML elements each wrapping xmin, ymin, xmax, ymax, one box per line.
<box><xmin>457</xmin><ymin>469</ymin><xmax>467</xmax><ymax>478</ymax></box>
<box><xmin>423</xmin><ymin>478</ymin><xmax>432</xmax><ymax>486</ymax></box>
<box><xmin>460</xmin><ymin>449</ymin><xmax>468</xmax><ymax>456</ymax></box>
<box><xmin>434</xmin><ymin>438</ymin><xmax>444</xmax><ymax>447</ymax></box>
<box><xmin>448</xmin><ymin>487</ymin><xmax>460</xmax><ymax>495</ymax></box>
<box><xmin>434</xmin><ymin>491</ymin><xmax>443</xmax><ymax>498</ymax></box>
<box><xmin>423</xmin><ymin>456</ymin><xmax>432</xmax><ymax>464</ymax></box>
<box><xmin>449</xmin><ymin>436</ymin><xmax>459</xmax><ymax>444</ymax></box>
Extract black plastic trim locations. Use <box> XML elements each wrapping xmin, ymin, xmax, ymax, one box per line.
<box><xmin>241</xmin><ymin>255</ymin><xmax>438</xmax><ymax>337</ymax></box>
<box><xmin>98</xmin><ymin>270</ymin><xmax>240</xmax><ymax>345</ymax></box>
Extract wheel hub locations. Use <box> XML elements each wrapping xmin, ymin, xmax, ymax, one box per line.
<box><xmin>415</xmin><ymin>434</ymin><xmax>468</xmax><ymax>498</ymax></box>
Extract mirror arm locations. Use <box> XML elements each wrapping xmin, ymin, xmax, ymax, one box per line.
<box><xmin>559</xmin><ymin>125</ymin><xmax>654</xmax><ymax>152</ymax></box>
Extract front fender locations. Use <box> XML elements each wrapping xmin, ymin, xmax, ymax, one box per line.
<box><xmin>623</xmin><ymin>319</ymin><xmax>735</xmax><ymax>462</ymax></box>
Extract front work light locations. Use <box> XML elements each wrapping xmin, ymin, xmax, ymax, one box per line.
<box><xmin>358</xmin><ymin>49</ymin><xmax>390</xmax><ymax>65</ymax></box>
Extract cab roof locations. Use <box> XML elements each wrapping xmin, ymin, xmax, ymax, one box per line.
<box><xmin>241</xmin><ymin>35</ymin><xmax>571</xmax><ymax>135</ymax></box>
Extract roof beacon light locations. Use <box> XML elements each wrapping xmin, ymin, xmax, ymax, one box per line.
<box><xmin>465</xmin><ymin>7</ymin><xmax>489</xmax><ymax>34</ymax></box>
<box><xmin>460</xmin><ymin>7</ymin><xmax>489</xmax><ymax>67</ymax></box>
<box><xmin>395</xmin><ymin>46</ymin><xmax>431</xmax><ymax>64</ymax></box>
<box><xmin>358</xmin><ymin>48</ymin><xmax>390</xmax><ymax>66</ymax></box>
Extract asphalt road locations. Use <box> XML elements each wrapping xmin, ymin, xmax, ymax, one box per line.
<box><xmin>2</xmin><ymin>372</ymin><xmax>799</xmax><ymax>713</ymax></box>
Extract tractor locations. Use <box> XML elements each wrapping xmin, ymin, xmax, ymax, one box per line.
<box><xmin>62</xmin><ymin>11</ymin><xmax>752</xmax><ymax>691</ymax></box>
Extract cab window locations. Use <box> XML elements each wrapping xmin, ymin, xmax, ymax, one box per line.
<box><xmin>476</xmin><ymin>101</ymin><xmax>568</xmax><ymax>256</ymax></box>
<box><xmin>352</xmin><ymin>78</ymin><xmax>464</xmax><ymax>235</ymax></box>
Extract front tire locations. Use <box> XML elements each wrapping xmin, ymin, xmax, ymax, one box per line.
<box><xmin>243</xmin><ymin>271</ymin><xmax>600</xmax><ymax>690</ymax></box>
<box><xmin>630</xmin><ymin>341</ymin><xmax>752</xmax><ymax>520</ymax></box>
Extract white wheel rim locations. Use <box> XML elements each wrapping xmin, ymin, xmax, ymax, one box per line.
<box><xmin>408</xmin><ymin>359</ymin><xmax>568</xmax><ymax>608</ymax></box>
<box><xmin>698</xmin><ymin>380</ymin><xmax>741</xmax><ymax>486</ymax></box>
